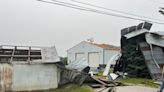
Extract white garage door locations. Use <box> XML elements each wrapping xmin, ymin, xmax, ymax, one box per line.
<box><xmin>88</xmin><ymin>52</ymin><xmax>99</xmax><ymax>67</ymax></box>
<box><xmin>75</xmin><ymin>53</ymin><xmax>85</xmax><ymax>60</ymax></box>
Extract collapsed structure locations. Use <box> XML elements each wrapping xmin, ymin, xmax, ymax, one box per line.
<box><xmin>114</xmin><ymin>22</ymin><xmax>164</xmax><ymax>80</ymax></box>
<box><xmin>0</xmin><ymin>45</ymin><xmax>90</xmax><ymax>92</ymax></box>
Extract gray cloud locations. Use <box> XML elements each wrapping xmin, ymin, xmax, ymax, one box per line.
<box><xmin>0</xmin><ymin>0</ymin><xmax>163</xmax><ymax>56</ymax></box>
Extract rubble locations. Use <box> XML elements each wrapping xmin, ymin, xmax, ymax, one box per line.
<box><xmin>56</xmin><ymin>58</ymin><xmax>90</xmax><ymax>86</ymax></box>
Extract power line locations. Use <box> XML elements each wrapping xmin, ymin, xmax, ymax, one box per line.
<box><xmin>37</xmin><ymin>0</ymin><xmax>164</xmax><ymax>25</ymax></box>
<box><xmin>37</xmin><ymin>0</ymin><xmax>90</xmax><ymax>11</ymax></box>
<box><xmin>70</xmin><ymin>0</ymin><xmax>164</xmax><ymax>22</ymax></box>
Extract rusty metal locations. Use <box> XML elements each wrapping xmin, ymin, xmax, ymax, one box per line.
<box><xmin>0</xmin><ymin>64</ymin><xmax>13</xmax><ymax>91</ymax></box>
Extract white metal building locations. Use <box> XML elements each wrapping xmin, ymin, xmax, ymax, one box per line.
<box><xmin>67</xmin><ymin>41</ymin><xmax>120</xmax><ymax>68</ymax></box>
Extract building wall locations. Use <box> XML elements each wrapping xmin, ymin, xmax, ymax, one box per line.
<box><xmin>0</xmin><ymin>64</ymin><xmax>13</xmax><ymax>91</ymax></box>
<box><xmin>67</xmin><ymin>42</ymin><xmax>104</xmax><ymax>67</ymax></box>
<box><xmin>0</xmin><ymin>63</ymin><xmax>59</xmax><ymax>91</ymax></box>
<box><xmin>104</xmin><ymin>50</ymin><xmax>120</xmax><ymax>65</ymax></box>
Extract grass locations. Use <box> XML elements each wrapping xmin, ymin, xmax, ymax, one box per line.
<box><xmin>109</xmin><ymin>68</ymin><xmax>114</xmax><ymax>73</ymax></box>
<box><xmin>97</xmin><ymin>71</ymin><xmax>103</xmax><ymax>76</ymax></box>
<box><xmin>49</xmin><ymin>84</ymin><xmax>94</xmax><ymax>92</ymax></box>
<box><xmin>116</xmin><ymin>78</ymin><xmax>160</xmax><ymax>88</ymax></box>
<box><xmin>97</xmin><ymin>68</ymin><xmax>113</xmax><ymax>76</ymax></box>
<box><xmin>96</xmin><ymin>68</ymin><xmax>159</xmax><ymax>88</ymax></box>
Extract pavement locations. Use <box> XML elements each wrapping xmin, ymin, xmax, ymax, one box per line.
<box><xmin>94</xmin><ymin>86</ymin><xmax>160</xmax><ymax>92</ymax></box>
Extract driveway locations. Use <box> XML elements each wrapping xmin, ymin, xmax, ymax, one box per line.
<box><xmin>115</xmin><ymin>86</ymin><xmax>159</xmax><ymax>92</ymax></box>
<box><xmin>94</xmin><ymin>86</ymin><xmax>159</xmax><ymax>92</ymax></box>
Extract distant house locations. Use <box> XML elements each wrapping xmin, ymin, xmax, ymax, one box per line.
<box><xmin>67</xmin><ymin>41</ymin><xmax>120</xmax><ymax>68</ymax></box>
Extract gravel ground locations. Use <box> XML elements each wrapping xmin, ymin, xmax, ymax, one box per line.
<box><xmin>115</xmin><ymin>86</ymin><xmax>159</xmax><ymax>92</ymax></box>
<box><xmin>94</xmin><ymin>86</ymin><xmax>160</xmax><ymax>92</ymax></box>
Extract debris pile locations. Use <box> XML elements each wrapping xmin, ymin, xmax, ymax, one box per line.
<box><xmin>56</xmin><ymin>58</ymin><xmax>90</xmax><ymax>86</ymax></box>
<box><xmin>56</xmin><ymin>58</ymin><xmax>122</xmax><ymax>91</ymax></box>
<box><xmin>114</xmin><ymin>22</ymin><xmax>164</xmax><ymax>80</ymax></box>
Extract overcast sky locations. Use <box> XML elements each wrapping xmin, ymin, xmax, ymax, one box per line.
<box><xmin>0</xmin><ymin>0</ymin><xmax>164</xmax><ymax>56</ymax></box>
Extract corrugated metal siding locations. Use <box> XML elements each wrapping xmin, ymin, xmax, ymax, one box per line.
<box><xmin>139</xmin><ymin>42</ymin><xmax>162</xmax><ymax>80</ymax></box>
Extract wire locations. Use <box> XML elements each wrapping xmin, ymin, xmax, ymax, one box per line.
<box><xmin>71</xmin><ymin>0</ymin><xmax>164</xmax><ymax>22</ymax></box>
<box><xmin>37</xmin><ymin>0</ymin><xmax>164</xmax><ymax>25</ymax></box>
<box><xmin>37</xmin><ymin>0</ymin><xmax>91</xmax><ymax>11</ymax></box>
<box><xmin>52</xmin><ymin>0</ymin><xmax>162</xmax><ymax>22</ymax></box>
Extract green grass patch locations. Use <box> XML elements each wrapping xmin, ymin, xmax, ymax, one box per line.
<box><xmin>97</xmin><ymin>68</ymin><xmax>113</xmax><ymax>76</ymax></box>
<box><xmin>50</xmin><ymin>84</ymin><xmax>94</xmax><ymax>92</ymax></box>
<box><xmin>109</xmin><ymin>68</ymin><xmax>113</xmax><ymax>73</ymax></box>
<box><xmin>116</xmin><ymin>78</ymin><xmax>160</xmax><ymax>88</ymax></box>
<box><xmin>97</xmin><ymin>71</ymin><xmax>103</xmax><ymax>76</ymax></box>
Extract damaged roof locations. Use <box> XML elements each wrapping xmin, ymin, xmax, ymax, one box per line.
<box><xmin>121</xmin><ymin>22</ymin><xmax>153</xmax><ymax>39</ymax></box>
<box><xmin>0</xmin><ymin>45</ymin><xmax>60</xmax><ymax>63</ymax></box>
<box><xmin>121</xmin><ymin>22</ymin><xmax>164</xmax><ymax>48</ymax></box>
<box><xmin>150</xmin><ymin>31</ymin><xmax>164</xmax><ymax>36</ymax></box>
<box><xmin>121</xmin><ymin>22</ymin><xmax>152</xmax><ymax>36</ymax></box>
<box><xmin>119</xmin><ymin>22</ymin><xmax>164</xmax><ymax>80</ymax></box>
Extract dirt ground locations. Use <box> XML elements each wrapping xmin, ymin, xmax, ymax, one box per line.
<box><xmin>95</xmin><ymin>86</ymin><xmax>160</xmax><ymax>92</ymax></box>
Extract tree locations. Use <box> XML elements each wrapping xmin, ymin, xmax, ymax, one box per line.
<box><xmin>60</xmin><ymin>57</ymin><xmax>68</xmax><ymax>65</ymax></box>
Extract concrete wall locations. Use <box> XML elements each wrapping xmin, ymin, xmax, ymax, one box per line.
<box><xmin>67</xmin><ymin>41</ymin><xmax>104</xmax><ymax>67</ymax></box>
<box><xmin>0</xmin><ymin>64</ymin><xmax>13</xmax><ymax>91</ymax></box>
<box><xmin>0</xmin><ymin>63</ymin><xmax>59</xmax><ymax>92</ymax></box>
<box><xmin>104</xmin><ymin>50</ymin><xmax>120</xmax><ymax>65</ymax></box>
